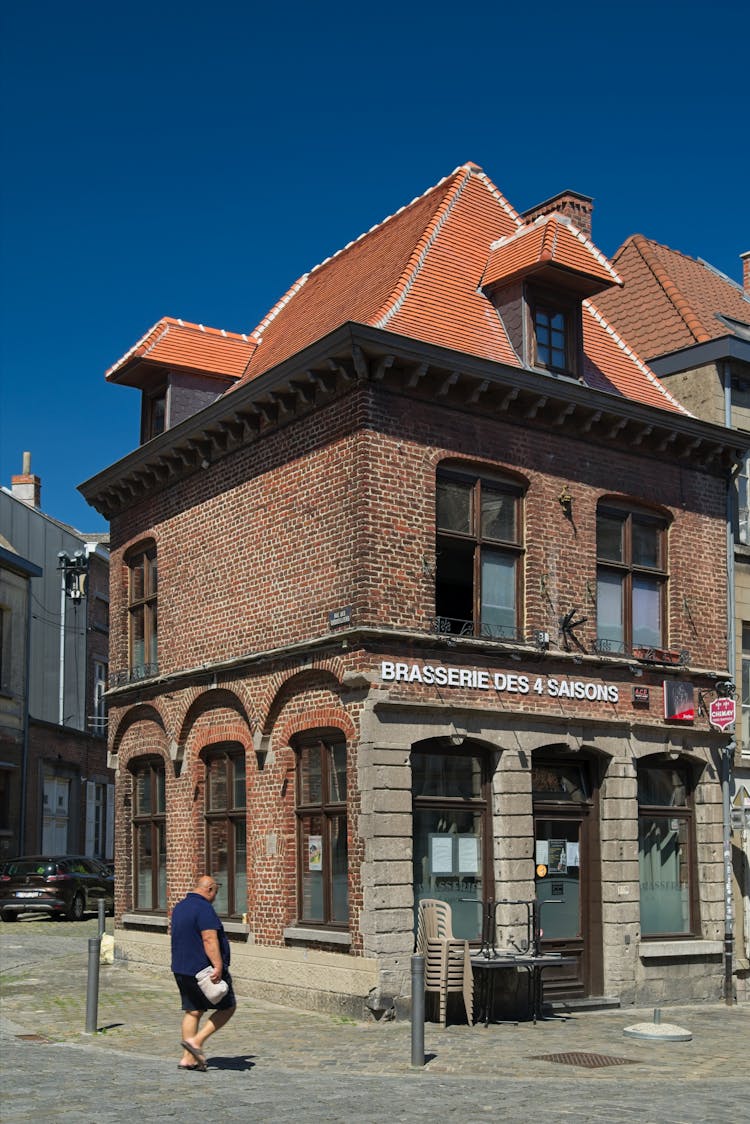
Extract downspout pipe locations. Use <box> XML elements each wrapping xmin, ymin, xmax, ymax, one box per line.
<box><xmin>722</xmin><ymin>358</ymin><xmax>736</xmax><ymax>1005</ymax></box>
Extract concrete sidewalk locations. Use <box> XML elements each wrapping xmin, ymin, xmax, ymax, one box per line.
<box><xmin>1</xmin><ymin>917</ymin><xmax>748</xmax><ymax>1084</ymax></box>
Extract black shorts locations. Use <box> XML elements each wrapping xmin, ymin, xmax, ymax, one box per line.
<box><xmin>173</xmin><ymin>970</ymin><xmax>236</xmax><ymax>1012</ymax></box>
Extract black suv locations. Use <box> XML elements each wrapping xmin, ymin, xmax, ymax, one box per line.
<box><xmin>0</xmin><ymin>855</ymin><xmax>114</xmax><ymax>921</ymax></box>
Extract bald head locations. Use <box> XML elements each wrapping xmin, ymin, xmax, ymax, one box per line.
<box><xmin>194</xmin><ymin>875</ymin><xmax>220</xmax><ymax>900</ymax></box>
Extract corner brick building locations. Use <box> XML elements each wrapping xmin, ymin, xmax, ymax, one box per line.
<box><xmin>81</xmin><ymin>164</ymin><xmax>743</xmax><ymax>1018</ymax></box>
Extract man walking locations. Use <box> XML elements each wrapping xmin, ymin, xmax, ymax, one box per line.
<box><xmin>170</xmin><ymin>875</ymin><xmax>237</xmax><ymax>1070</ymax></box>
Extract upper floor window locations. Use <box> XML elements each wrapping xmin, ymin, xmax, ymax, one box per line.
<box><xmin>141</xmin><ymin>389</ymin><xmax>166</xmax><ymax>443</ymax></box>
<box><xmin>92</xmin><ymin>661</ymin><xmax>108</xmax><ymax>736</ymax></box>
<box><xmin>737</xmin><ymin>452</ymin><xmax>750</xmax><ymax>545</ymax></box>
<box><xmin>638</xmin><ymin>761</ymin><xmax>696</xmax><ymax>937</ymax></box>
<box><xmin>436</xmin><ymin>468</ymin><xmax>523</xmax><ymax>639</ymax></box>
<box><xmin>132</xmin><ymin>758</ymin><xmax>166</xmax><ymax>911</ymax></box>
<box><xmin>294</xmin><ymin>732</ymin><xmax>348</xmax><ymax>928</ymax></box>
<box><xmin>204</xmin><ymin>746</ymin><xmax>247</xmax><ymax>918</ymax></box>
<box><xmin>596</xmin><ymin>503</ymin><xmax>667</xmax><ymax>654</ymax></box>
<box><xmin>533</xmin><ymin>303</ymin><xmax>569</xmax><ymax>372</ymax></box>
<box><xmin>127</xmin><ymin>544</ymin><xmax>157</xmax><ymax>678</ymax></box>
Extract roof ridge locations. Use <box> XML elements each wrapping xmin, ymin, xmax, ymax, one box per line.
<box><xmin>631</xmin><ymin>235</ymin><xmax>712</xmax><ymax>343</ymax></box>
<box><xmin>373</xmin><ymin>166</ymin><xmax>474</xmax><ymax>328</ymax></box>
<box><xmin>584</xmin><ymin>298</ymin><xmax>692</xmax><ymax>416</ymax></box>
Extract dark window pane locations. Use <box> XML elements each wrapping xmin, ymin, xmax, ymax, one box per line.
<box><xmin>300</xmin><ymin>813</ymin><xmax>324</xmax><ymax>922</ymax></box>
<box><xmin>330</xmin><ymin>743</ymin><xmax>347</xmax><ymax>803</ymax></box>
<box><xmin>632</xmin><ymin>576</ymin><xmax>662</xmax><ymax>647</ymax></box>
<box><xmin>234</xmin><ymin>755</ymin><xmax>246</xmax><ymax>809</ymax></box>
<box><xmin>412</xmin><ymin>752</ymin><xmax>482</xmax><ymax>799</ymax></box>
<box><xmin>639</xmin><ymin>816</ymin><xmax>690</xmax><ymax>935</ymax></box>
<box><xmin>300</xmin><ymin>743</ymin><xmax>322</xmax><ymax>804</ymax></box>
<box><xmin>597</xmin><ymin>515</ymin><xmax>624</xmax><ymax>561</ymax></box>
<box><xmin>330</xmin><ymin>815</ymin><xmax>349</xmax><ymax>924</ymax></box>
<box><xmin>412</xmin><ymin>806</ymin><xmax>483</xmax><ymax>940</ymax></box>
<box><xmin>437</xmin><ymin>478</ymin><xmax>472</xmax><ymax>534</ymax></box>
<box><xmin>532</xmin><ymin>764</ymin><xmax>589</xmax><ymax>802</ymax></box>
<box><xmin>638</xmin><ymin>766</ymin><xmax>687</xmax><ymax>807</ymax></box>
<box><xmin>135</xmin><ymin>770</ymin><xmax>151</xmax><ymax>815</ymax></box>
<box><xmin>208</xmin><ymin>757</ymin><xmax>228</xmax><ymax>811</ymax></box>
<box><xmin>481</xmin><ymin>487</ymin><xmax>516</xmax><ymax>542</ymax></box>
<box><xmin>633</xmin><ymin>520</ymin><xmax>660</xmax><ymax>568</ymax></box>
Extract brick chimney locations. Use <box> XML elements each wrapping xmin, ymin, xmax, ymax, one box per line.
<box><xmin>742</xmin><ymin>251</ymin><xmax>750</xmax><ymax>296</ymax></box>
<box><xmin>11</xmin><ymin>451</ymin><xmax>41</xmax><ymax>508</ymax></box>
<box><xmin>521</xmin><ymin>190</ymin><xmax>594</xmax><ymax>240</ymax></box>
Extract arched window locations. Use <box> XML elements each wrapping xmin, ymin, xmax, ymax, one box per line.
<box><xmin>294</xmin><ymin>731</ymin><xmax>348</xmax><ymax>928</ymax></box>
<box><xmin>126</xmin><ymin>542</ymin><xmax>157</xmax><ymax>678</ymax></box>
<box><xmin>596</xmin><ymin>502</ymin><xmax>668</xmax><ymax>653</ymax></box>
<box><xmin>435</xmin><ymin>467</ymin><xmax>524</xmax><ymax>639</ymax></box>
<box><xmin>131</xmin><ymin>758</ymin><xmax>166</xmax><ymax>912</ymax></box>
<box><xmin>204</xmin><ymin>745</ymin><xmax>247</xmax><ymax>918</ymax></box>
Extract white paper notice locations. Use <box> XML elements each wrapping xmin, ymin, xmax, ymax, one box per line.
<box><xmin>458</xmin><ymin>835</ymin><xmax>479</xmax><ymax>874</ymax></box>
<box><xmin>567</xmin><ymin>841</ymin><xmax>580</xmax><ymax>867</ymax></box>
<box><xmin>536</xmin><ymin>840</ymin><xmax>549</xmax><ymax>865</ymax></box>
<box><xmin>431</xmin><ymin>834</ymin><xmax>454</xmax><ymax>874</ymax></box>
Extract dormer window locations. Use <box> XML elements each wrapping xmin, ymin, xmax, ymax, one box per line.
<box><xmin>533</xmin><ymin>302</ymin><xmax>569</xmax><ymax>373</ymax></box>
<box><xmin>142</xmin><ymin>389</ymin><xmax>166</xmax><ymax>443</ymax></box>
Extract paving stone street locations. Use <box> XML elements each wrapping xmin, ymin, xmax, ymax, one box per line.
<box><xmin>1</xmin><ymin>918</ymin><xmax>748</xmax><ymax>1123</ymax></box>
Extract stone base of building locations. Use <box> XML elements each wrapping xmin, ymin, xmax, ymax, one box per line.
<box><xmin>113</xmin><ymin>926</ymin><xmax>380</xmax><ymax>1019</ymax></box>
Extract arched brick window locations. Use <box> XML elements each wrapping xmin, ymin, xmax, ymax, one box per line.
<box><xmin>293</xmin><ymin>730</ymin><xmax>348</xmax><ymax>928</ymax></box>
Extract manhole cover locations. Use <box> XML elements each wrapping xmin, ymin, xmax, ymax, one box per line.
<box><xmin>529</xmin><ymin>1051</ymin><xmax>636</xmax><ymax>1069</ymax></box>
<box><xmin>16</xmin><ymin>1034</ymin><xmax>52</xmax><ymax>1044</ymax></box>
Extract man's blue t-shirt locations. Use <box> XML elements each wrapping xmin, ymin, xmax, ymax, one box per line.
<box><xmin>170</xmin><ymin>892</ymin><xmax>231</xmax><ymax>975</ymax></box>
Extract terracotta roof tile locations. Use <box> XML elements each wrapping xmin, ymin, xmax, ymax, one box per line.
<box><xmin>483</xmin><ymin>215</ymin><xmax>621</xmax><ymax>292</ymax></box>
<box><xmin>107</xmin><ymin>317</ymin><xmax>256</xmax><ymax>383</ymax></box>
<box><xmin>594</xmin><ymin>235</ymin><xmax>750</xmax><ymax>359</ymax></box>
<box><xmin>109</xmin><ymin>165</ymin><xmax>685</xmax><ymax>419</ymax></box>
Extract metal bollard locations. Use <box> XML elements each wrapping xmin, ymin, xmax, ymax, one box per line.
<box><xmin>98</xmin><ymin>898</ymin><xmax>106</xmax><ymax>938</ymax></box>
<box><xmin>85</xmin><ymin>936</ymin><xmax>102</xmax><ymax>1034</ymax></box>
<box><xmin>411</xmin><ymin>954</ymin><xmax>425</xmax><ymax>1067</ymax></box>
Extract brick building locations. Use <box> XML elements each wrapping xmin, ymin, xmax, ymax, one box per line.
<box><xmin>81</xmin><ymin>164</ymin><xmax>743</xmax><ymax>1017</ymax></box>
<box><xmin>596</xmin><ymin>238</ymin><xmax>750</xmax><ymax>999</ymax></box>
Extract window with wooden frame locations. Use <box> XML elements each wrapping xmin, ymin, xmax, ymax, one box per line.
<box><xmin>435</xmin><ymin>467</ymin><xmax>524</xmax><ymax>639</ymax></box>
<box><xmin>141</xmin><ymin>387</ymin><xmax>166</xmax><ymax>444</ymax></box>
<box><xmin>126</xmin><ymin>543</ymin><xmax>157</xmax><ymax>677</ymax></box>
<box><xmin>411</xmin><ymin>743</ymin><xmax>490</xmax><ymax>942</ymax></box>
<box><xmin>294</xmin><ymin>732</ymin><xmax>348</xmax><ymax>928</ymax></box>
<box><xmin>204</xmin><ymin>746</ymin><xmax>247</xmax><ymax>918</ymax></box>
<box><xmin>528</xmin><ymin>288</ymin><xmax>581</xmax><ymax>377</ymax></box>
<box><xmin>596</xmin><ymin>503</ymin><xmax>668</xmax><ymax>654</ymax></box>
<box><xmin>637</xmin><ymin>761</ymin><xmax>697</xmax><ymax>937</ymax></box>
<box><xmin>132</xmin><ymin>759</ymin><xmax>166</xmax><ymax>912</ymax></box>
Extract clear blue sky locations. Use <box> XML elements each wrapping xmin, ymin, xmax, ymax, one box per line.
<box><xmin>1</xmin><ymin>0</ymin><xmax>748</xmax><ymax>533</ymax></box>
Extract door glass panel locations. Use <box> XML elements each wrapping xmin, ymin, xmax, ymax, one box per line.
<box><xmin>534</xmin><ymin>819</ymin><xmax>581</xmax><ymax>940</ymax></box>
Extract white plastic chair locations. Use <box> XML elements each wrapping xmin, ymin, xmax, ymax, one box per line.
<box><xmin>415</xmin><ymin>898</ymin><xmax>473</xmax><ymax>1027</ymax></box>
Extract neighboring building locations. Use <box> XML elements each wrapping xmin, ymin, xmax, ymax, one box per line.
<box><xmin>82</xmin><ymin>164</ymin><xmax>742</xmax><ymax>1018</ymax></box>
<box><xmin>0</xmin><ymin>536</ymin><xmax>41</xmax><ymax>858</ymax></box>
<box><xmin>596</xmin><ymin>240</ymin><xmax>750</xmax><ymax>999</ymax></box>
<box><xmin>0</xmin><ymin>455</ymin><xmax>114</xmax><ymax>860</ymax></box>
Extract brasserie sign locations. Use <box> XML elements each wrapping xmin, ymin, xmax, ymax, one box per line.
<box><xmin>380</xmin><ymin>660</ymin><xmax>620</xmax><ymax>703</ymax></box>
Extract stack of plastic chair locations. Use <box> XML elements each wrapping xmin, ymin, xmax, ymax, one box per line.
<box><xmin>415</xmin><ymin>898</ymin><xmax>473</xmax><ymax>1028</ymax></box>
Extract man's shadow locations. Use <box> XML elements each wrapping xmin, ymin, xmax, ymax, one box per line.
<box><xmin>207</xmin><ymin>1055</ymin><xmax>256</xmax><ymax>1071</ymax></box>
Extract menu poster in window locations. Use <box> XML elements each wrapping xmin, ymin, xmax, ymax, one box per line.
<box><xmin>548</xmin><ymin>839</ymin><xmax>567</xmax><ymax>873</ymax></box>
<box><xmin>457</xmin><ymin>834</ymin><xmax>479</xmax><ymax>875</ymax></box>
<box><xmin>429</xmin><ymin>834</ymin><xmax>454</xmax><ymax>875</ymax></box>
<box><xmin>308</xmin><ymin>835</ymin><xmax>322</xmax><ymax>871</ymax></box>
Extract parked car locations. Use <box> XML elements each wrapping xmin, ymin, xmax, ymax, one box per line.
<box><xmin>0</xmin><ymin>855</ymin><xmax>114</xmax><ymax>922</ymax></box>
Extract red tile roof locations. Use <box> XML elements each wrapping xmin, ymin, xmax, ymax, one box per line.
<box><xmin>483</xmin><ymin>214</ymin><xmax>620</xmax><ymax>293</ymax></box>
<box><xmin>106</xmin><ymin>317</ymin><xmax>256</xmax><ymax>384</ymax></box>
<box><xmin>594</xmin><ymin>235</ymin><xmax>750</xmax><ymax>359</ymax></box>
<box><xmin>107</xmin><ymin>165</ymin><xmax>687</xmax><ymax>417</ymax></box>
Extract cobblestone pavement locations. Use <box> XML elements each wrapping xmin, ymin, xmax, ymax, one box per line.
<box><xmin>1</xmin><ymin>918</ymin><xmax>748</xmax><ymax>1122</ymax></box>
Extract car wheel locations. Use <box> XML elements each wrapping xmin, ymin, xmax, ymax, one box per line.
<box><xmin>1</xmin><ymin>911</ymin><xmax>18</xmax><ymax>922</ymax></box>
<box><xmin>67</xmin><ymin>893</ymin><xmax>85</xmax><ymax>922</ymax></box>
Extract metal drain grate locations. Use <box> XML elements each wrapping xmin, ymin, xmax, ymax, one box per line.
<box><xmin>16</xmin><ymin>1034</ymin><xmax>52</xmax><ymax>1044</ymax></box>
<box><xmin>529</xmin><ymin>1051</ymin><xmax>636</xmax><ymax>1069</ymax></box>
